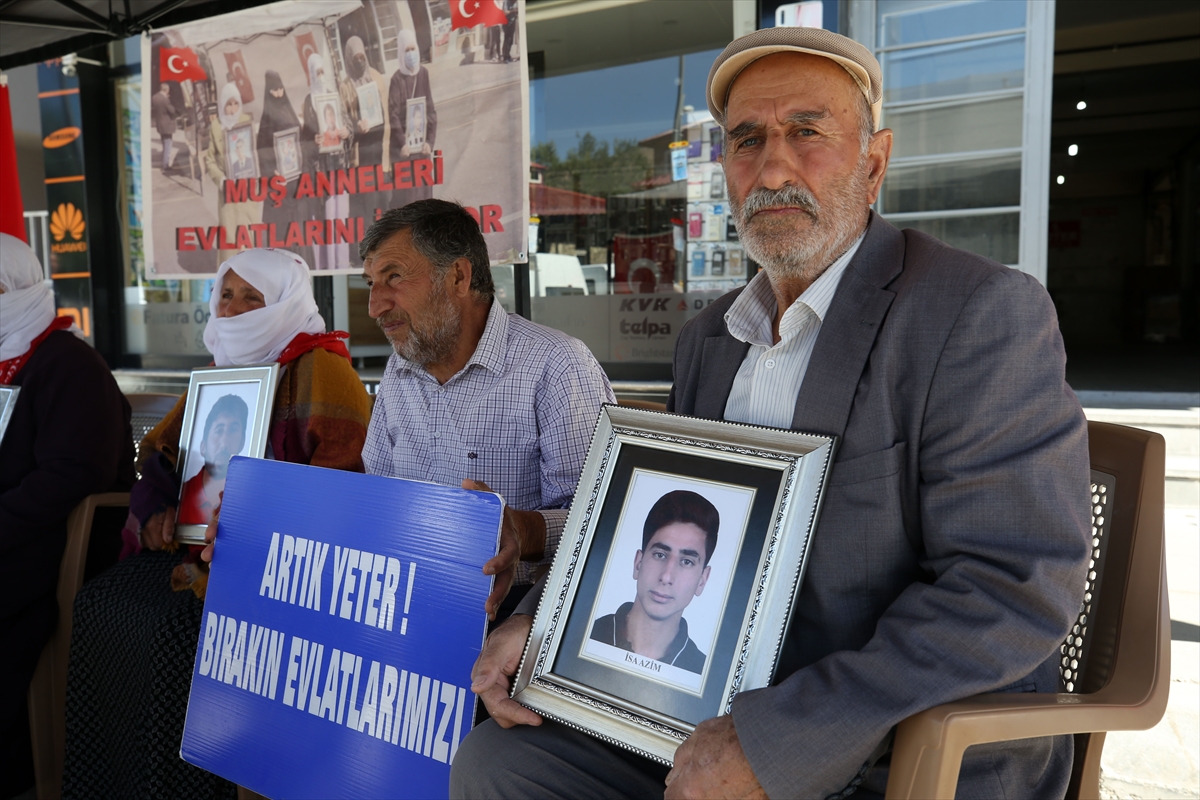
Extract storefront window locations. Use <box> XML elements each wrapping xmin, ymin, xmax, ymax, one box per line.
<box><xmin>116</xmin><ymin>71</ymin><xmax>216</xmax><ymax>366</ymax></box>
<box><xmin>526</xmin><ymin>0</ymin><xmax>743</xmax><ymax>377</ymax></box>
<box><xmin>871</xmin><ymin>0</ymin><xmax>1030</xmax><ymax>266</ymax></box>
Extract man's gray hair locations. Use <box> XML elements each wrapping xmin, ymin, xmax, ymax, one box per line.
<box><xmin>359</xmin><ymin>199</ymin><xmax>495</xmax><ymax>301</ymax></box>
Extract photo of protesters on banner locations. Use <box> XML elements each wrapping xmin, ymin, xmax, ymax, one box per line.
<box><xmin>143</xmin><ymin>1</ymin><xmax>528</xmax><ymax>277</ymax></box>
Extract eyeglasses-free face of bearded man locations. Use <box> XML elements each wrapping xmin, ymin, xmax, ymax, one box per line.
<box><xmin>720</xmin><ymin>50</ymin><xmax>891</xmax><ymax>334</ymax></box>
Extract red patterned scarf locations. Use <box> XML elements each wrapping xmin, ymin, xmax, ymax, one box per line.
<box><xmin>277</xmin><ymin>330</ymin><xmax>351</xmax><ymax>365</ymax></box>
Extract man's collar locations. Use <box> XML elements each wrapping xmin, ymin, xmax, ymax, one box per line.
<box><xmin>724</xmin><ymin>229</ymin><xmax>866</xmax><ymax>346</ymax></box>
<box><xmin>464</xmin><ymin>299</ymin><xmax>508</xmax><ymax>375</ymax></box>
<box><xmin>388</xmin><ymin>298</ymin><xmax>508</xmax><ymax>380</ymax></box>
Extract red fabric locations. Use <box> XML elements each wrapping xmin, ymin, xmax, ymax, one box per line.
<box><xmin>276</xmin><ymin>330</ymin><xmax>351</xmax><ymax>365</ymax></box>
<box><xmin>177</xmin><ymin>471</ymin><xmax>219</xmax><ymax>526</ymax></box>
<box><xmin>450</xmin><ymin>0</ymin><xmax>507</xmax><ymax>30</ymax></box>
<box><xmin>159</xmin><ymin>47</ymin><xmax>207</xmax><ymax>83</ymax></box>
<box><xmin>0</xmin><ymin>81</ymin><xmax>25</xmax><ymax>242</ymax></box>
<box><xmin>0</xmin><ymin>316</ymin><xmax>73</xmax><ymax>384</ymax></box>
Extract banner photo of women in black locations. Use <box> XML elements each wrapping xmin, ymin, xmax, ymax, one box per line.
<box><xmin>142</xmin><ymin>0</ymin><xmax>529</xmax><ymax>276</ymax></box>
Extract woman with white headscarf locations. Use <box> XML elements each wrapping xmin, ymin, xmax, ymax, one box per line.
<box><xmin>130</xmin><ymin>247</ymin><xmax>371</xmax><ymax>593</ymax></box>
<box><xmin>0</xmin><ymin>233</ymin><xmax>134</xmax><ymax>796</ymax></box>
<box><xmin>204</xmin><ymin>82</ymin><xmax>262</xmax><ymax>263</ymax></box>
<box><xmin>387</xmin><ymin>28</ymin><xmax>438</xmax><ymax>205</ymax></box>
<box><xmin>62</xmin><ymin>249</ymin><xmax>371</xmax><ymax>797</ymax></box>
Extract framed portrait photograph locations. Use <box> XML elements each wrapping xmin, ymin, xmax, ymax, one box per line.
<box><xmin>173</xmin><ymin>365</ymin><xmax>279</xmax><ymax>545</ymax></box>
<box><xmin>405</xmin><ymin>96</ymin><xmax>426</xmax><ymax>151</ymax></box>
<box><xmin>273</xmin><ymin>127</ymin><xmax>302</xmax><ymax>180</ymax></box>
<box><xmin>356</xmin><ymin>81</ymin><xmax>384</xmax><ymax>130</ymax></box>
<box><xmin>0</xmin><ymin>385</ymin><xmax>19</xmax><ymax>448</ymax></box>
<box><xmin>314</xmin><ymin>92</ymin><xmax>344</xmax><ymax>154</ymax></box>
<box><xmin>224</xmin><ymin>122</ymin><xmax>258</xmax><ymax>181</ymax></box>
<box><xmin>512</xmin><ymin>405</ymin><xmax>834</xmax><ymax>764</ymax></box>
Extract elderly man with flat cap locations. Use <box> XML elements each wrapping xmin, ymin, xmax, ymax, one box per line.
<box><xmin>451</xmin><ymin>28</ymin><xmax>1090</xmax><ymax>800</ymax></box>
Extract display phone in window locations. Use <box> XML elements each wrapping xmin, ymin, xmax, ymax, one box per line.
<box><xmin>711</xmin><ymin>249</ymin><xmax>725</xmax><ymax>276</ymax></box>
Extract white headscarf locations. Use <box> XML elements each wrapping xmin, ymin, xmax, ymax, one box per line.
<box><xmin>396</xmin><ymin>29</ymin><xmax>420</xmax><ymax>77</ymax></box>
<box><xmin>203</xmin><ymin>248</ymin><xmax>326</xmax><ymax>366</ymax></box>
<box><xmin>217</xmin><ymin>82</ymin><xmax>243</xmax><ymax>130</ymax></box>
<box><xmin>307</xmin><ymin>52</ymin><xmax>330</xmax><ymax>95</ymax></box>
<box><xmin>0</xmin><ymin>232</ymin><xmax>83</xmax><ymax>361</ymax></box>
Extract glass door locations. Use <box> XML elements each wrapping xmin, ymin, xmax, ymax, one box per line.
<box><xmin>848</xmin><ymin>0</ymin><xmax>1055</xmax><ymax>281</ymax></box>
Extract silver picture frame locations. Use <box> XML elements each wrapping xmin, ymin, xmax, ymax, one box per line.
<box><xmin>173</xmin><ymin>364</ymin><xmax>279</xmax><ymax>545</ymax></box>
<box><xmin>0</xmin><ymin>385</ymin><xmax>20</xmax><ymax>448</ymax></box>
<box><xmin>512</xmin><ymin>405</ymin><xmax>834</xmax><ymax>764</ymax></box>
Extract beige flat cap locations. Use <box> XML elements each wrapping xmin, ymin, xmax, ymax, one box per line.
<box><xmin>707</xmin><ymin>27</ymin><xmax>883</xmax><ymax>131</ymax></box>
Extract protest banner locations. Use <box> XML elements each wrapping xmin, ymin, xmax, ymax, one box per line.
<box><xmin>142</xmin><ymin>0</ymin><xmax>529</xmax><ymax>276</ymax></box>
<box><xmin>181</xmin><ymin>457</ymin><xmax>502</xmax><ymax>799</ymax></box>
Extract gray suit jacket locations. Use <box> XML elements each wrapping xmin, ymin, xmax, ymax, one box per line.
<box><xmin>668</xmin><ymin>214</ymin><xmax>1091</xmax><ymax>799</ymax></box>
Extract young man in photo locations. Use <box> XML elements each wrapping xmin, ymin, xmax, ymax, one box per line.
<box><xmin>179</xmin><ymin>393</ymin><xmax>247</xmax><ymax>525</ymax></box>
<box><xmin>590</xmin><ymin>490</ymin><xmax>719</xmax><ymax>675</ymax></box>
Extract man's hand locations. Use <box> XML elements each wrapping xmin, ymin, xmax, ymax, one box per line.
<box><xmin>200</xmin><ymin>492</ymin><xmax>223</xmax><ymax>563</ymax></box>
<box><xmin>462</xmin><ymin>479</ymin><xmax>546</xmax><ymax>620</ymax></box>
<box><xmin>140</xmin><ymin>507</ymin><xmax>177</xmax><ymax>550</ymax></box>
<box><xmin>469</xmin><ymin>614</ymin><xmax>542</xmax><ymax>728</ymax></box>
<box><xmin>665</xmin><ymin>715</ymin><xmax>766</xmax><ymax>800</ymax></box>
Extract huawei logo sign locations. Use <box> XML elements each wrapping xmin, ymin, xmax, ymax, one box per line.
<box><xmin>51</xmin><ymin>202</ymin><xmax>85</xmax><ymax>241</ymax></box>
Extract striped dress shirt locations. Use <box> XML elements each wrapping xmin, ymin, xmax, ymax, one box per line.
<box><xmin>362</xmin><ymin>300</ymin><xmax>615</xmax><ymax>583</ymax></box>
<box><xmin>723</xmin><ymin>234</ymin><xmax>865</xmax><ymax>428</ymax></box>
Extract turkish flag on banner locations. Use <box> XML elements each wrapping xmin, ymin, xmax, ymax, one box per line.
<box><xmin>294</xmin><ymin>32</ymin><xmax>318</xmax><ymax>74</ymax></box>
<box><xmin>0</xmin><ymin>77</ymin><xmax>26</xmax><ymax>242</ymax></box>
<box><xmin>224</xmin><ymin>50</ymin><xmax>254</xmax><ymax>103</ymax></box>
<box><xmin>449</xmin><ymin>0</ymin><xmax>508</xmax><ymax>30</ymax></box>
<box><xmin>160</xmin><ymin>47</ymin><xmax>207</xmax><ymax>83</ymax></box>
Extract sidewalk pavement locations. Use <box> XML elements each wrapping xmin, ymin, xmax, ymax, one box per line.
<box><xmin>1100</xmin><ymin>505</ymin><xmax>1200</xmax><ymax>799</ymax></box>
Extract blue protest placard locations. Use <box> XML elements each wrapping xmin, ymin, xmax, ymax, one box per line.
<box><xmin>180</xmin><ymin>457</ymin><xmax>501</xmax><ymax>799</ymax></box>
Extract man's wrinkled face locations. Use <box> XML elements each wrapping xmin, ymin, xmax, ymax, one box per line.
<box><xmin>201</xmin><ymin>412</ymin><xmax>245</xmax><ymax>476</ymax></box>
<box><xmin>364</xmin><ymin>229</ymin><xmax>462</xmax><ymax>366</ymax></box>
<box><xmin>721</xmin><ymin>53</ymin><xmax>884</xmax><ymax>281</ymax></box>
<box><xmin>633</xmin><ymin>522</ymin><xmax>711</xmax><ymax>623</ymax></box>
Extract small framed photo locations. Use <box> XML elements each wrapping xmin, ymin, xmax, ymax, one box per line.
<box><xmin>273</xmin><ymin>127</ymin><xmax>302</xmax><ymax>180</ymax></box>
<box><xmin>356</xmin><ymin>81</ymin><xmax>385</xmax><ymax>130</ymax></box>
<box><xmin>0</xmin><ymin>385</ymin><xmax>19</xmax><ymax>448</ymax></box>
<box><xmin>173</xmin><ymin>365</ymin><xmax>279</xmax><ymax>545</ymax></box>
<box><xmin>513</xmin><ymin>405</ymin><xmax>834</xmax><ymax>764</ymax></box>
<box><xmin>405</xmin><ymin>96</ymin><xmax>426</xmax><ymax>151</ymax></box>
<box><xmin>314</xmin><ymin>92</ymin><xmax>344</xmax><ymax>154</ymax></box>
<box><xmin>224</xmin><ymin>122</ymin><xmax>258</xmax><ymax>180</ymax></box>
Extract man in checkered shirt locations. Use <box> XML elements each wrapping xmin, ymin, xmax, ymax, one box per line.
<box><xmin>360</xmin><ymin>199</ymin><xmax>614</xmax><ymax>620</ymax></box>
